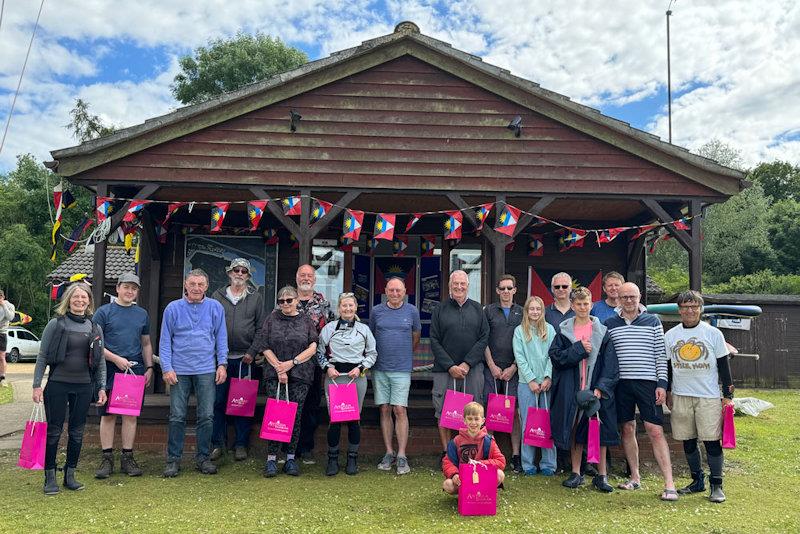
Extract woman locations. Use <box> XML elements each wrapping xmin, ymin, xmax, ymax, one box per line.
<box><xmin>548</xmin><ymin>287</ymin><xmax>619</xmax><ymax>493</ymax></box>
<box><xmin>250</xmin><ymin>285</ymin><xmax>318</xmax><ymax>478</ymax></box>
<box><xmin>513</xmin><ymin>295</ymin><xmax>557</xmax><ymax>476</ymax></box>
<box><xmin>32</xmin><ymin>282</ymin><xmax>107</xmax><ymax>495</ymax></box>
<box><xmin>317</xmin><ymin>292</ymin><xmax>377</xmax><ymax>476</ymax></box>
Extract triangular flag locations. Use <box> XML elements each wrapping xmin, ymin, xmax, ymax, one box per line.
<box><xmin>96</xmin><ymin>197</ymin><xmax>112</xmax><ymax>223</ymax></box>
<box><xmin>165</xmin><ymin>202</ymin><xmax>185</xmax><ymax>223</ymax></box>
<box><xmin>52</xmin><ymin>182</ymin><xmax>63</xmax><ymax>247</ymax></box>
<box><xmin>528</xmin><ymin>269</ymin><xmax>554</xmax><ymax>306</ymax></box>
<box><xmin>10</xmin><ymin>311</ymin><xmax>32</xmax><ymax>326</ymax></box>
<box><xmin>50</xmin><ymin>283</ymin><xmax>63</xmax><ymax>301</ymax></box>
<box><xmin>156</xmin><ymin>220</ymin><xmax>169</xmax><ymax>244</ymax></box>
<box><xmin>263</xmin><ymin>228</ymin><xmax>279</xmax><ymax>245</ymax></box>
<box><xmin>528</xmin><ymin>234</ymin><xmax>544</xmax><ymax>257</ymax></box>
<box><xmin>596</xmin><ymin>227</ymin><xmax>625</xmax><ymax>245</ymax></box>
<box><xmin>282</xmin><ymin>196</ymin><xmax>302</xmax><ymax>216</ymax></box>
<box><xmin>475</xmin><ymin>203</ymin><xmax>494</xmax><ymax>231</ymax></box>
<box><xmin>289</xmin><ymin>233</ymin><xmax>299</xmax><ymax>249</ymax></box>
<box><xmin>405</xmin><ymin>213</ymin><xmax>423</xmax><ymax>232</ymax></box>
<box><xmin>631</xmin><ymin>223</ymin><xmax>659</xmax><ymax>240</ymax></box>
<box><xmin>495</xmin><ymin>204</ymin><xmax>521</xmax><ymax>236</ymax></box>
<box><xmin>311</xmin><ymin>200</ymin><xmax>333</xmax><ymax>223</ymax></box>
<box><xmin>342</xmin><ymin>209</ymin><xmax>364</xmax><ymax>241</ymax></box>
<box><xmin>367</xmin><ymin>237</ymin><xmax>379</xmax><ymax>256</ymax></box>
<box><xmin>444</xmin><ymin>211</ymin><xmax>462</xmax><ymax>240</ymax></box>
<box><xmin>505</xmin><ymin>240</ymin><xmax>515</xmax><ymax>252</ymax></box>
<box><xmin>673</xmin><ymin>217</ymin><xmax>690</xmax><ymax>231</ymax></box>
<box><xmin>559</xmin><ymin>228</ymin><xmax>587</xmax><ymax>252</ymax></box>
<box><xmin>210</xmin><ymin>202</ymin><xmax>230</xmax><ymax>233</ymax></box>
<box><xmin>247</xmin><ymin>200</ymin><xmax>268</xmax><ymax>231</ymax></box>
<box><xmin>392</xmin><ymin>235</ymin><xmax>408</xmax><ymax>256</ymax></box>
<box><xmin>64</xmin><ymin>217</ymin><xmax>93</xmax><ymax>253</ymax></box>
<box><xmin>421</xmin><ymin>235</ymin><xmax>436</xmax><ymax>257</ymax></box>
<box><xmin>123</xmin><ymin>200</ymin><xmax>151</xmax><ymax>222</ymax></box>
<box><xmin>339</xmin><ymin>235</ymin><xmax>354</xmax><ymax>252</ymax></box>
<box><xmin>61</xmin><ymin>190</ymin><xmax>77</xmax><ymax>209</ymax></box>
<box><xmin>374</xmin><ymin>213</ymin><xmax>396</xmax><ymax>241</ymax></box>
<box><xmin>587</xmin><ymin>271</ymin><xmax>603</xmax><ymax>303</ymax></box>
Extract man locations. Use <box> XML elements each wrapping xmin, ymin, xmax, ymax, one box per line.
<box><xmin>369</xmin><ymin>277</ymin><xmax>421</xmax><ymax>475</ymax></box>
<box><xmin>591</xmin><ymin>271</ymin><xmax>625</xmax><ymax>323</ymax></box>
<box><xmin>545</xmin><ymin>272</ymin><xmax>574</xmax><ymax>331</ymax></box>
<box><xmin>160</xmin><ymin>269</ymin><xmax>228</xmax><ymax>477</ymax></box>
<box><xmin>430</xmin><ymin>270</ymin><xmax>489</xmax><ymax>455</ymax></box>
<box><xmin>665</xmin><ymin>290</ymin><xmax>734</xmax><ymax>503</ymax></box>
<box><xmin>294</xmin><ymin>264</ymin><xmax>334</xmax><ymax>464</ymax></box>
<box><xmin>0</xmin><ymin>289</ymin><xmax>15</xmax><ymax>387</ymax></box>
<box><xmin>605</xmin><ymin>282</ymin><xmax>677</xmax><ymax>500</ymax></box>
<box><xmin>483</xmin><ymin>274</ymin><xmax>524</xmax><ymax>472</ymax></box>
<box><xmin>210</xmin><ymin>258</ymin><xmax>264</xmax><ymax>462</ymax></box>
<box><xmin>94</xmin><ymin>273</ymin><xmax>154</xmax><ymax>479</ymax></box>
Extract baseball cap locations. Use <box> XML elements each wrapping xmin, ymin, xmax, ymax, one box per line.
<box><xmin>117</xmin><ymin>272</ymin><xmax>141</xmax><ymax>286</ymax></box>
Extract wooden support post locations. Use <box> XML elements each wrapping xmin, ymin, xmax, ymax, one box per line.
<box><xmin>92</xmin><ymin>184</ymin><xmax>108</xmax><ymax>306</ymax></box>
<box><xmin>689</xmin><ymin>200</ymin><xmax>702</xmax><ymax>290</ymax></box>
<box><xmin>298</xmin><ymin>188</ymin><xmax>312</xmax><ymax>265</ymax></box>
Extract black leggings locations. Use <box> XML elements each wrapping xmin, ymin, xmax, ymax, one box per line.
<box><xmin>327</xmin><ymin>422</ymin><xmax>361</xmax><ymax>451</ymax></box>
<box><xmin>43</xmin><ymin>380</ymin><xmax>93</xmax><ymax>469</ymax></box>
<box><xmin>265</xmin><ymin>380</ymin><xmax>309</xmax><ymax>456</ymax></box>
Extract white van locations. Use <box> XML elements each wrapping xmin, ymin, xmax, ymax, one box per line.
<box><xmin>5</xmin><ymin>326</ymin><xmax>41</xmax><ymax>363</ymax></box>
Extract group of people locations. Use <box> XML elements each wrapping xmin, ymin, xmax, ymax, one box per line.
<box><xmin>436</xmin><ymin>270</ymin><xmax>733</xmax><ymax>504</ymax></box>
<box><xmin>30</xmin><ymin>262</ymin><xmax>734</xmax><ymax>506</ymax></box>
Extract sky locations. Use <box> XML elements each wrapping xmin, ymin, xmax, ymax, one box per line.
<box><xmin>1</xmin><ymin>0</ymin><xmax>798</xmax><ymax>173</ymax></box>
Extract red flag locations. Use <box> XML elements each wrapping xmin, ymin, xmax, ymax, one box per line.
<box><xmin>339</xmin><ymin>235</ymin><xmax>354</xmax><ymax>252</ymax></box>
<box><xmin>444</xmin><ymin>211</ymin><xmax>462</xmax><ymax>240</ymax></box>
<box><xmin>475</xmin><ymin>203</ymin><xmax>494</xmax><ymax>231</ymax></box>
<box><xmin>587</xmin><ymin>271</ymin><xmax>603</xmax><ymax>303</ymax></box>
<box><xmin>50</xmin><ymin>283</ymin><xmax>62</xmax><ymax>301</ymax></box>
<box><xmin>247</xmin><ymin>200</ymin><xmax>268</xmax><ymax>231</ymax></box>
<box><xmin>165</xmin><ymin>202</ymin><xmax>185</xmax><ymax>223</ymax></box>
<box><xmin>631</xmin><ymin>223</ymin><xmax>658</xmax><ymax>240</ymax></box>
<box><xmin>263</xmin><ymin>228</ymin><xmax>279</xmax><ymax>245</ymax></box>
<box><xmin>559</xmin><ymin>229</ymin><xmax>587</xmax><ymax>252</ymax></box>
<box><xmin>495</xmin><ymin>204</ymin><xmax>521</xmax><ymax>236</ymax></box>
<box><xmin>421</xmin><ymin>235</ymin><xmax>436</xmax><ymax>257</ymax></box>
<box><xmin>342</xmin><ymin>209</ymin><xmax>364</xmax><ymax>240</ymax></box>
<box><xmin>282</xmin><ymin>196</ymin><xmax>302</xmax><ymax>216</ymax></box>
<box><xmin>156</xmin><ymin>220</ymin><xmax>169</xmax><ymax>244</ymax></box>
<box><xmin>405</xmin><ymin>213</ymin><xmax>423</xmax><ymax>233</ymax></box>
<box><xmin>96</xmin><ymin>196</ymin><xmax>111</xmax><ymax>223</ymax></box>
<box><xmin>528</xmin><ymin>268</ymin><xmax>554</xmax><ymax>306</ymax></box>
<box><xmin>311</xmin><ymin>200</ymin><xmax>333</xmax><ymax>223</ymax></box>
<box><xmin>505</xmin><ymin>240</ymin><xmax>515</xmax><ymax>252</ymax></box>
<box><xmin>374</xmin><ymin>213</ymin><xmax>396</xmax><ymax>241</ymax></box>
<box><xmin>210</xmin><ymin>202</ymin><xmax>230</xmax><ymax>233</ymax></box>
<box><xmin>528</xmin><ymin>234</ymin><xmax>544</xmax><ymax>257</ymax></box>
<box><xmin>673</xmin><ymin>218</ymin><xmax>690</xmax><ymax>231</ymax></box>
<box><xmin>123</xmin><ymin>200</ymin><xmax>151</xmax><ymax>222</ymax></box>
<box><xmin>596</xmin><ymin>227</ymin><xmax>625</xmax><ymax>245</ymax></box>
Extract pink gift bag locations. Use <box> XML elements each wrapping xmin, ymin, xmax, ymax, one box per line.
<box><xmin>18</xmin><ymin>404</ymin><xmax>46</xmax><ymax>470</ymax></box>
<box><xmin>722</xmin><ymin>403</ymin><xmax>736</xmax><ymax>449</ymax></box>
<box><xmin>523</xmin><ymin>394</ymin><xmax>553</xmax><ymax>448</ymax></box>
<box><xmin>328</xmin><ymin>379</ymin><xmax>360</xmax><ymax>423</ymax></box>
<box><xmin>260</xmin><ymin>383</ymin><xmax>297</xmax><ymax>443</ymax></box>
<box><xmin>486</xmin><ymin>380</ymin><xmax>516</xmax><ymax>434</ymax></box>
<box><xmin>107</xmin><ymin>368</ymin><xmax>146</xmax><ymax>417</ymax></box>
<box><xmin>225</xmin><ymin>363</ymin><xmax>259</xmax><ymax>417</ymax></box>
<box><xmin>587</xmin><ymin>415</ymin><xmax>601</xmax><ymax>463</ymax></box>
<box><xmin>440</xmin><ymin>379</ymin><xmax>473</xmax><ymax>431</ymax></box>
<box><xmin>458</xmin><ymin>461</ymin><xmax>498</xmax><ymax>516</ymax></box>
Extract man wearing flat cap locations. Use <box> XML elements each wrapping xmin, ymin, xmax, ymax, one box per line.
<box><xmin>210</xmin><ymin>258</ymin><xmax>265</xmax><ymax>462</ymax></box>
<box><xmin>94</xmin><ymin>272</ymin><xmax>154</xmax><ymax>479</ymax></box>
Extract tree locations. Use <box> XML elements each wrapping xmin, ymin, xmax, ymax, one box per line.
<box><xmin>66</xmin><ymin>98</ymin><xmax>116</xmax><ymax>142</ymax></box>
<box><xmin>172</xmin><ymin>32</ymin><xmax>308</xmax><ymax>105</ymax></box>
<box><xmin>767</xmin><ymin>199</ymin><xmax>800</xmax><ymax>274</ymax></box>
<box><xmin>706</xmin><ymin>270</ymin><xmax>800</xmax><ymax>295</ymax></box>
<box><xmin>694</xmin><ymin>139</ymin><xmax>746</xmax><ymax>171</ymax></box>
<box><xmin>749</xmin><ymin>161</ymin><xmax>800</xmax><ymax>202</ymax></box>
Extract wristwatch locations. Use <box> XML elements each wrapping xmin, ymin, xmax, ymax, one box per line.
<box><xmin>292</xmin><ymin>357</ymin><xmax>301</xmax><ymax>366</ymax></box>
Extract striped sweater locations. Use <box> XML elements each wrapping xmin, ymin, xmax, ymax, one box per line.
<box><xmin>605</xmin><ymin>310</ymin><xmax>668</xmax><ymax>389</ymax></box>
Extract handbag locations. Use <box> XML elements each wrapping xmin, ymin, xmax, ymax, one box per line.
<box><xmin>107</xmin><ymin>367</ymin><xmax>146</xmax><ymax>417</ymax></box>
<box><xmin>18</xmin><ymin>404</ymin><xmax>47</xmax><ymax>470</ymax></box>
<box><xmin>225</xmin><ymin>362</ymin><xmax>259</xmax><ymax>417</ymax></box>
<box><xmin>722</xmin><ymin>403</ymin><xmax>736</xmax><ymax>449</ymax></box>
<box><xmin>587</xmin><ymin>415</ymin><xmax>601</xmax><ymax>463</ymax></box>
<box><xmin>440</xmin><ymin>378</ymin><xmax>473</xmax><ymax>430</ymax></box>
<box><xmin>486</xmin><ymin>380</ymin><xmax>516</xmax><ymax>434</ymax></box>
<box><xmin>458</xmin><ymin>460</ymin><xmax>498</xmax><ymax>516</ymax></box>
<box><xmin>260</xmin><ymin>382</ymin><xmax>298</xmax><ymax>443</ymax></box>
<box><xmin>523</xmin><ymin>392</ymin><xmax>554</xmax><ymax>448</ymax></box>
<box><xmin>328</xmin><ymin>377</ymin><xmax>360</xmax><ymax>423</ymax></box>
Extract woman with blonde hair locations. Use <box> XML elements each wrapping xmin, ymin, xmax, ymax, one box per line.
<box><xmin>32</xmin><ymin>282</ymin><xmax>107</xmax><ymax>495</ymax></box>
<box><xmin>513</xmin><ymin>295</ymin><xmax>557</xmax><ymax>475</ymax></box>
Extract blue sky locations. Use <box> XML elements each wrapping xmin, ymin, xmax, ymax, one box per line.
<box><xmin>1</xmin><ymin>0</ymin><xmax>798</xmax><ymax>172</ymax></box>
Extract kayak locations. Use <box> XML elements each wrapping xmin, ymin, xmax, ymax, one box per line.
<box><xmin>646</xmin><ymin>303</ymin><xmax>762</xmax><ymax>318</ymax></box>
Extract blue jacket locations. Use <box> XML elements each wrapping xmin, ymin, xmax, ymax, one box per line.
<box><xmin>159</xmin><ymin>297</ymin><xmax>228</xmax><ymax>375</ymax></box>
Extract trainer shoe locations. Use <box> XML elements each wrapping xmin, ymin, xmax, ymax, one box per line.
<box><xmin>562</xmin><ymin>472</ymin><xmax>585</xmax><ymax>488</ymax></box>
<box><xmin>263</xmin><ymin>460</ymin><xmax>278</xmax><ymax>478</ymax></box>
<box><xmin>196</xmin><ymin>459</ymin><xmax>218</xmax><ymax>475</ymax></box>
<box><xmin>377</xmin><ymin>453</ymin><xmax>396</xmax><ymax>471</ymax></box>
<box><xmin>234</xmin><ymin>446</ymin><xmax>248</xmax><ymax>462</ymax></box>
<box><xmin>540</xmin><ymin>468</ymin><xmax>555</xmax><ymax>477</ymax></box>
<box><xmin>396</xmin><ymin>456</ymin><xmax>411</xmax><ymax>475</ymax></box>
<box><xmin>284</xmin><ymin>458</ymin><xmax>300</xmax><ymax>476</ymax></box>
<box><xmin>163</xmin><ymin>461</ymin><xmax>180</xmax><ymax>478</ymax></box>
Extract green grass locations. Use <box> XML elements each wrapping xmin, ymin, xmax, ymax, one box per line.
<box><xmin>1</xmin><ymin>389</ymin><xmax>799</xmax><ymax>533</ymax></box>
<box><xmin>0</xmin><ymin>385</ymin><xmax>13</xmax><ymax>405</ymax></box>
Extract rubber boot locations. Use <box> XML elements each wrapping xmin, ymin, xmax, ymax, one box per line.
<box><xmin>63</xmin><ymin>466</ymin><xmax>85</xmax><ymax>491</ymax></box>
<box><xmin>43</xmin><ymin>468</ymin><xmax>60</xmax><ymax>495</ymax></box>
<box><xmin>678</xmin><ymin>471</ymin><xmax>705</xmax><ymax>495</ymax></box>
<box><xmin>345</xmin><ymin>451</ymin><xmax>358</xmax><ymax>476</ymax></box>
<box><xmin>326</xmin><ymin>448</ymin><xmax>339</xmax><ymax>476</ymax></box>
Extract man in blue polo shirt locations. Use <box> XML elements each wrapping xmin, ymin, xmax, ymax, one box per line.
<box><xmin>370</xmin><ymin>277</ymin><xmax>421</xmax><ymax>475</ymax></box>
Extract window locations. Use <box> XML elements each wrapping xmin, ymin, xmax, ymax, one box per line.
<box><xmin>17</xmin><ymin>330</ymin><xmax>38</xmax><ymax>341</ymax></box>
<box><xmin>312</xmin><ymin>244</ymin><xmax>344</xmax><ymax>305</ymax></box>
<box><xmin>7</xmin><ymin>331</ymin><xmax>15</xmax><ymax>338</ymax></box>
<box><xmin>450</xmin><ymin>246</ymin><xmax>482</xmax><ymax>303</ymax></box>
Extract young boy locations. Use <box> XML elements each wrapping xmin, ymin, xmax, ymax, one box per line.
<box><xmin>441</xmin><ymin>402</ymin><xmax>506</xmax><ymax>494</ymax></box>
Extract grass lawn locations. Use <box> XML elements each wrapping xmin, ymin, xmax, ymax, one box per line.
<box><xmin>1</xmin><ymin>389</ymin><xmax>798</xmax><ymax>533</ymax></box>
<box><xmin>0</xmin><ymin>385</ymin><xmax>13</xmax><ymax>405</ymax></box>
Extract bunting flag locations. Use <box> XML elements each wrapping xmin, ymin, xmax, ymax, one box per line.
<box><xmin>528</xmin><ymin>234</ymin><xmax>544</xmax><ymax>257</ymax></box>
<box><xmin>505</xmin><ymin>240</ymin><xmax>515</xmax><ymax>252</ymax></box>
<box><xmin>210</xmin><ymin>202</ymin><xmax>230</xmax><ymax>233</ymax></box>
<box><xmin>367</xmin><ymin>237</ymin><xmax>379</xmax><ymax>256</ymax></box>
<box><xmin>596</xmin><ymin>227</ymin><xmax>625</xmax><ymax>245</ymax></box>
<box><xmin>64</xmin><ymin>217</ymin><xmax>93</xmax><ymax>253</ymax></box>
<box><xmin>648</xmin><ymin>232</ymin><xmax>672</xmax><ymax>254</ymax></box>
<box><xmin>247</xmin><ymin>200</ymin><xmax>268</xmax><ymax>231</ymax></box>
<box><xmin>10</xmin><ymin>311</ymin><xmax>32</xmax><ymax>326</ymax></box>
<box><xmin>50</xmin><ymin>283</ymin><xmax>64</xmax><ymax>300</ymax></box>
<box><xmin>51</xmin><ymin>183</ymin><xmax>64</xmax><ymax>260</ymax></box>
<box><xmin>405</xmin><ymin>213</ymin><xmax>423</xmax><ymax>233</ymax></box>
<box><xmin>289</xmin><ymin>233</ymin><xmax>299</xmax><ymax>249</ymax></box>
<box><xmin>338</xmin><ymin>235</ymin><xmax>354</xmax><ymax>252</ymax></box>
<box><xmin>342</xmin><ymin>209</ymin><xmax>364</xmax><ymax>240</ymax></box>
<box><xmin>475</xmin><ymin>202</ymin><xmax>493</xmax><ymax>231</ymax></box>
<box><xmin>165</xmin><ymin>202</ymin><xmax>185</xmax><ymax>223</ymax></box>
<box><xmin>263</xmin><ymin>228</ymin><xmax>279</xmax><ymax>245</ymax></box>
<box><xmin>673</xmin><ymin>217</ymin><xmax>690</xmax><ymax>231</ymax></box>
<box><xmin>444</xmin><ymin>210</ymin><xmax>462</xmax><ymax>240</ymax></box>
<box><xmin>156</xmin><ymin>220</ymin><xmax>169</xmax><ymax>244</ymax></box>
<box><xmin>282</xmin><ymin>196</ymin><xmax>302</xmax><ymax>216</ymax></box>
<box><xmin>559</xmin><ymin>228</ymin><xmax>587</xmax><ymax>252</ymax></box>
<box><xmin>374</xmin><ymin>213</ymin><xmax>396</xmax><ymax>241</ymax></box>
<box><xmin>495</xmin><ymin>204</ymin><xmax>521</xmax><ymax>236</ymax></box>
<box><xmin>96</xmin><ymin>196</ymin><xmax>112</xmax><ymax>223</ymax></box>
<box><xmin>392</xmin><ymin>235</ymin><xmax>408</xmax><ymax>256</ymax></box>
<box><xmin>62</xmin><ymin>190</ymin><xmax>77</xmax><ymax>209</ymax></box>
<box><xmin>421</xmin><ymin>235</ymin><xmax>436</xmax><ymax>257</ymax></box>
<box><xmin>122</xmin><ymin>200</ymin><xmax>151</xmax><ymax>222</ymax></box>
<box><xmin>630</xmin><ymin>223</ymin><xmax>659</xmax><ymax>240</ymax></box>
<box><xmin>311</xmin><ymin>200</ymin><xmax>332</xmax><ymax>223</ymax></box>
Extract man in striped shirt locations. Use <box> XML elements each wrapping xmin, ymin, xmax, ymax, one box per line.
<box><xmin>605</xmin><ymin>282</ymin><xmax>677</xmax><ymax>501</ymax></box>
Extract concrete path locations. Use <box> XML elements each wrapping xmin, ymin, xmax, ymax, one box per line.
<box><xmin>0</xmin><ymin>364</ymin><xmax>36</xmax><ymax>450</ymax></box>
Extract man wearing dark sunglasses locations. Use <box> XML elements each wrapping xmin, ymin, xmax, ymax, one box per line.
<box><xmin>209</xmin><ymin>258</ymin><xmax>265</xmax><ymax>463</ymax></box>
<box><xmin>545</xmin><ymin>272</ymin><xmax>575</xmax><ymax>331</ymax></box>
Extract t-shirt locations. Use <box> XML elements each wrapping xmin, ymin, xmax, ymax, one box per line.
<box><xmin>93</xmin><ymin>302</ymin><xmax>150</xmax><ymax>363</ymax></box>
<box><xmin>369</xmin><ymin>303</ymin><xmax>421</xmax><ymax>372</ymax></box>
<box><xmin>591</xmin><ymin>300</ymin><xmax>617</xmax><ymax>323</ymax></box>
<box><xmin>664</xmin><ymin>321</ymin><xmax>728</xmax><ymax>399</ymax></box>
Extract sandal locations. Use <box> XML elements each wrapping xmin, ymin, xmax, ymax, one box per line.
<box><xmin>660</xmin><ymin>489</ymin><xmax>679</xmax><ymax>501</ymax></box>
<box><xmin>617</xmin><ymin>479</ymin><xmax>641</xmax><ymax>490</ymax></box>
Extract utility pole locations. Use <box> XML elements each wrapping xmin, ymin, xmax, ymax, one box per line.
<box><xmin>666</xmin><ymin>4</ymin><xmax>674</xmax><ymax>144</ymax></box>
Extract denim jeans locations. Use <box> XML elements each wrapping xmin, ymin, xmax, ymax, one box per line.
<box><xmin>167</xmin><ymin>373</ymin><xmax>216</xmax><ymax>463</ymax></box>
<box><xmin>517</xmin><ymin>383</ymin><xmax>556</xmax><ymax>472</ymax></box>
<box><xmin>212</xmin><ymin>359</ymin><xmax>260</xmax><ymax>448</ymax></box>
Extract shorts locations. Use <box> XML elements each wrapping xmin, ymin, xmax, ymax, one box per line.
<box><xmin>670</xmin><ymin>394</ymin><xmax>723</xmax><ymax>441</ymax></box>
<box><xmin>482</xmin><ymin>365</ymin><xmax>519</xmax><ymax>404</ymax></box>
<box><xmin>0</xmin><ymin>333</ymin><xmax>6</xmax><ymax>352</ymax></box>
<box><xmin>97</xmin><ymin>361</ymin><xmax>147</xmax><ymax>417</ymax></box>
<box><xmin>616</xmin><ymin>379</ymin><xmax>663</xmax><ymax>426</ymax></box>
<box><xmin>431</xmin><ymin>364</ymin><xmax>484</xmax><ymax>419</ymax></box>
<box><xmin>372</xmin><ymin>370</ymin><xmax>411</xmax><ymax>407</ymax></box>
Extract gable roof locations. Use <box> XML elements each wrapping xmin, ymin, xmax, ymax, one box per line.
<box><xmin>49</xmin><ymin>22</ymin><xmax>745</xmax><ymax>196</ymax></box>
<box><xmin>47</xmin><ymin>246</ymin><xmax>134</xmax><ymax>282</ymax></box>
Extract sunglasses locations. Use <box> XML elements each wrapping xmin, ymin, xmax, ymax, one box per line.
<box><xmin>552</xmin><ymin>285</ymin><xmax>570</xmax><ymax>290</ymax></box>
<box><xmin>497</xmin><ymin>286</ymin><xmax>515</xmax><ymax>291</ymax></box>
<box><xmin>277</xmin><ymin>298</ymin><xmax>295</xmax><ymax>305</ymax></box>
<box><xmin>231</xmin><ymin>268</ymin><xmax>249</xmax><ymax>274</ymax></box>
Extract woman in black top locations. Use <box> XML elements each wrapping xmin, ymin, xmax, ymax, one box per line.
<box><xmin>32</xmin><ymin>282</ymin><xmax>106</xmax><ymax>495</ymax></box>
<box><xmin>250</xmin><ymin>285</ymin><xmax>318</xmax><ymax>478</ymax></box>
